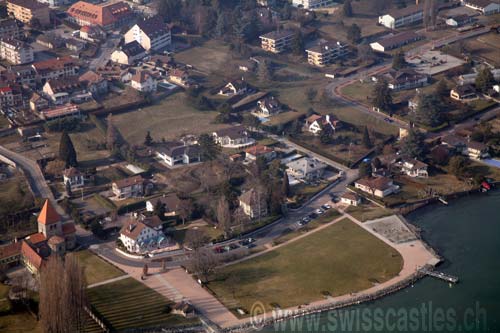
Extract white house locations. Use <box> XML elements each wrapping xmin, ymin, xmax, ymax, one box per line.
<box><xmin>146</xmin><ymin>194</ymin><xmax>181</xmax><ymax>216</ymax></box>
<box><xmin>155</xmin><ymin>142</ymin><xmax>201</xmax><ymax>167</ymax></box>
<box><xmin>374</xmin><ymin>69</ymin><xmax>429</xmax><ymax>91</ymax></box>
<box><xmin>305</xmin><ymin>114</ymin><xmax>341</xmax><ymax>135</ymax></box>
<box><xmin>112</xmin><ymin>175</ymin><xmax>144</xmax><ymax>199</ymax></box>
<box><xmin>378</xmin><ymin>5</ymin><xmax>424</xmax><ymax>29</ymax></box>
<box><xmin>131</xmin><ymin>70</ymin><xmax>157</xmax><ymax>93</ymax></box>
<box><xmin>354</xmin><ymin>176</ymin><xmax>399</xmax><ymax>198</ymax></box>
<box><xmin>445</xmin><ymin>14</ymin><xmax>474</xmax><ymax>27</ymax></box>
<box><xmin>212</xmin><ymin>126</ymin><xmax>254</xmax><ymax>148</ymax></box>
<box><xmin>286</xmin><ymin>157</ymin><xmax>327</xmax><ymax>182</ymax></box>
<box><xmin>465</xmin><ymin>141</ymin><xmax>490</xmax><ymax>160</ymax></box>
<box><xmin>292</xmin><ymin>0</ymin><xmax>334</xmax><ymax>9</ymax></box>
<box><xmin>239</xmin><ymin>189</ymin><xmax>267</xmax><ymax>219</ymax></box>
<box><xmin>124</xmin><ymin>16</ymin><xmax>171</xmax><ymax>52</ymax></box>
<box><xmin>461</xmin><ymin>0</ymin><xmax>500</xmax><ymax>15</ymax></box>
<box><xmin>255</xmin><ymin>96</ymin><xmax>281</xmax><ymax>117</ymax></box>
<box><xmin>62</xmin><ymin>167</ymin><xmax>84</xmax><ymax>189</ymax></box>
<box><xmin>401</xmin><ymin>159</ymin><xmax>428</xmax><ymax>178</ymax></box>
<box><xmin>218</xmin><ymin>80</ymin><xmax>249</xmax><ymax>96</ymax></box>
<box><xmin>119</xmin><ymin>219</ymin><xmax>161</xmax><ymax>253</ymax></box>
<box><xmin>111</xmin><ymin>41</ymin><xmax>146</xmax><ymax>65</ymax></box>
<box><xmin>245</xmin><ymin>144</ymin><xmax>276</xmax><ymax>161</ymax></box>
<box><xmin>340</xmin><ymin>192</ymin><xmax>362</xmax><ymax>206</ymax></box>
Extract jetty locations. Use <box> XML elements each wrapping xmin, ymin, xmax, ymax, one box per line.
<box><xmin>438</xmin><ymin>197</ymin><xmax>449</xmax><ymax>205</ymax></box>
<box><xmin>421</xmin><ymin>268</ymin><xmax>458</xmax><ymax>284</ymax></box>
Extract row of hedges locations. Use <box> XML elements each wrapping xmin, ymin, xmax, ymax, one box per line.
<box><xmin>117</xmin><ymin>200</ymin><xmax>146</xmax><ymax>215</ymax></box>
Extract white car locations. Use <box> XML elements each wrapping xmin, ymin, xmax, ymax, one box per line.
<box><xmin>315</xmin><ymin>208</ymin><xmax>324</xmax><ymax>215</ymax></box>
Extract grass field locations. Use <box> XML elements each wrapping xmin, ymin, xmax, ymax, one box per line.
<box><xmin>112</xmin><ymin>93</ymin><xmax>227</xmax><ymax>145</ymax></box>
<box><xmin>88</xmin><ymin>277</ymin><xmax>197</xmax><ymax>331</ymax></box>
<box><xmin>208</xmin><ymin>218</ymin><xmax>403</xmax><ymax>313</ymax></box>
<box><xmin>72</xmin><ymin>250</ymin><xmax>125</xmax><ymax>285</ymax></box>
<box><xmin>466</xmin><ymin>33</ymin><xmax>500</xmax><ymax>66</ymax></box>
<box><xmin>346</xmin><ymin>204</ymin><xmax>393</xmax><ymax>222</ymax></box>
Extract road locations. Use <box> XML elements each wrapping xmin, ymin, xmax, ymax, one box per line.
<box><xmin>89</xmin><ymin>33</ymin><xmax>121</xmax><ymax>70</ymax></box>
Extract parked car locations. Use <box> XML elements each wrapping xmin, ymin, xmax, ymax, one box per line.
<box><xmin>308</xmin><ymin>213</ymin><xmax>318</xmax><ymax>219</ymax></box>
<box><xmin>302</xmin><ymin>217</ymin><xmax>311</xmax><ymax>224</ymax></box>
<box><xmin>315</xmin><ymin>208</ymin><xmax>325</xmax><ymax>215</ymax></box>
<box><xmin>321</xmin><ymin>204</ymin><xmax>332</xmax><ymax>210</ymax></box>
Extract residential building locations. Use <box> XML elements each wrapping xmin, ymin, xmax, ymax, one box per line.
<box><xmin>36</xmin><ymin>34</ymin><xmax>63</xmax><ymax>49</ymax></box>
<box><xmin>259</xmin><ymin>29</ymin><xmax>294</xmax><ymax>53</ymax></box>
<box><xmin>461</xmin><ymin>0</ymin><xmax>500</xmax><ymax>15</ymax></box>
<box><xmin>445</xmin><ymin>14</ymin><xmax>474</xmax><ymax>27</ymax></box>
<box><xmin>119</xmin><ymin>219</ymin><xmax>161</xmax><ymax>253</ymax></box>
<box><xmin>112</xmin><ymin>175</ymin><xmax>145</xmax><ymax>199</ymax></box>
<box><xmin>465</xmin><ymin>141</ymin><xmax>490</xmax><ymax>159</ymax></box>
<box><xmin>65</xmin><ymin>38</ymin><xmax>85</xmax><ymax>52</ymax></box>
<box><xmin>7</xmin><ymin>0</ymin><xmax>50</xmax><ymax>26</ymax></box>
<box><xmin>340</xmin><ymin>192</ymin><xmax>362</xmax><ymax>206</ymax></box>
<box><xmin>79</xmin><ymin>25</ymin><xmax>105</xmax><ymax>42</ymax></box>
<box><xmin>378</xmin><ymin>5</ymin><xmax>424</xmax><ymax>29</ymax></box>
<box><xmin>78</xmin><ymin>70</ymin><xmax>108</xmax><ymax>95</ymax></box>
<box><xmin>291</xmin><ymin>0</ymin><xmax>334</xmax><ymax>9</ymax></box>
<box><xmin>111</xmin><ymin>41</ymin><xmax>146</xmax><ymax>65</ymax></box>
<box><xmin>401</xmin><ymin>158</ymin><xmax>428</xmax><ymax>178</ymax></box>
<box><xmin>212</xmin><ymin>126</ymin><xmax>254</xmax><ymax>148</ymax></box>
<box><xmin>374</xmin><ymin>69</ymin><xmax>429</xmax><ymax>91</ymax></box>
<box><xmin>0</xmin><ymin>39</ymin><xmax>34</xmax><ymax>64</ymax></box>
<box><xmin>218</xmin><ymin>79</ymin><xmax>249</xmax><ymax>96</ymax></box>
<box><xmin>130</xmin><ymin>70</ymin><xmax>157</xmax><ymax>93</ymax></box>
<box><xmin>370</xmin><ymin>31</ymin><xmax>423</xmax><ymax>52</ymax></box>
<box><xmin>32</xmin><ymin>56</ymin><xmax>80</xmax><ymax>83</ymax></box>
<box><xmin>0</xmin><ymin>241</ymin><xmax>22</xmax><ymax>268</ymax></box>
<box><xmin>124</xmin><ymin>16</ymin><xmax>171</xmax><ymax>52</ymax></box>
<box><xmin>0</xmin><ymin>19</ymin><xmax>21</xmax><ymax>40</ymax></box>
<box><xmin>458</xmin><ymin>69</ymin><xmax>500</xmax><ymax>85</ymax></box>
<box><xmin>36</xmin><ymin>199</ymin><xmax>76</xmax><ymax>250</ymax></box>
<box><xmin>39</xmin><ymin>104</ymin><xmax>80</xmax><ymax>120</ymax></box>
<box><xmin>450</xmin><ymin>85</ymin><xmax>477</xmax><ymax>101</ymax></box>
<box><xmin>286</xmin><ymin>157</ymin><xmax>327</xmax><ymax>181</ymax></box>
<box><xmin>354</xmin><ymin>177</ymin><xmax>399</xmax><ymax>198</ymax></box>
<box><xmin>146</xmin><ymin>194</ymin><xmax>181</xmax><ymax>216</ymax></box>
<box><xmin>29</xmin><ymin>92</ymin><xmax>49</xmax><ymax>111</ymax></box>
<box><xmin>0</xmin><ymin>85</ymin><xmax>22</xmax><ymax>108</ymax></box>
<box><xmin>63</xmin><ymin>167</ymin><xmax>84</xmax><ymax>189</ymax></box>
<box><xmin>38</xmin><ymin>0</ymin><xmax>72</xmax><ymax>8</ymax></box>
<box><xmin>67</xmin><ymin>1</ymin><xmax>134</xmax><ymax>30</ymax></box>
<box><xmin>305</xmin><ymin>113</ymin><xmax>341</xmax><ymax>134</ymax></box>
<box><xmin>306</xmin><ymin>40</ymin><xmax>348</xmax><ymax>67</ymax></box>
<box><xmin>441</xmin><ymin>135</ymin><xmax>467</xmax><ymax>152</ymax></box>
<box><xmin>168</xmin><ymin>69</ymin><xmax>189</xmax><ymax>87</ymax></box>
<box><xmin>155</xmin><ymin>142</ymin><xmax>201</xmax><ymax>167</ymax></box>
<box><xmin>42</xmin><ymin>76</ymin><xmax>86</xmax><ymax>105</ymax></box>
<box><xmin>239</xmin><ymin>188</ymin><xmax>267</xmax><ymax>219</ymax></box>
<box><xmin>255</xmin><ymin>96</ymin><xmax>281</xmax><ymax>117</ymax></box>
<box><xmin>245</xmin><ymin>144</ymin><xmax>276</xmax><ymax>161</ymax></box>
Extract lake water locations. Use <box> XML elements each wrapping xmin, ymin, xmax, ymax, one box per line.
<box><xmin>263</xmin><ymin>190</ymin><xmax>500</xmax><ymax>332</ymax></box>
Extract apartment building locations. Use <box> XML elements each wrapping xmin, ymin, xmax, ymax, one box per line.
<box><xmin>7</xmin><ymin>0</ymin><xmax>50</xmax><ymax>26</ymax></box>
<box><xmin>0</xmin><ymin>19</ymin><xmax>21</xmax><ymax>40</ymax></box>
<box><xmin>306</xmin><ymin>40</ymin><xmax>348</xmax><ymax>67</ymax></box>
<box><xmin>67</xmin><ymin>1</ymin><xmax>134</xmax><ymax>30</ymax></box>
<box><xmin>292</xmin><ymin>0</ymin><xmax>334</xmax><ymax>9</ymax></box>
<box><xmin>0</xmin><ymin>39</ymin><xmax>34</xmax><ymax>64</ymax></box>
<box><xmin>461</xmin><ymin>0</ymin><xmax>500</xmax><ymax>15</ymax></box>
<box><xmin>378</xmin><ymin>5</ymin><xmax>423</xmax><ymax>29</ymax></box>
<box><xmin>259</xmin><ymin>29</ymin><xmax>294</xmax><ymax>53</ymax></box>
<box><xmin>32</xmin><ymin>56</ymin><xmax>80</xmax><ymax>82</ymax></box>
<box><xmin>124</xmin><ymin>16</ymin><xmax>171</xmax><ymax>52</ymax></box>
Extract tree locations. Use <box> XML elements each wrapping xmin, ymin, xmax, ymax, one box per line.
<box><xmin>292</xmin><ymin>30</ymin><xmax>304</xmax><ymax>55</ymax></box>
<box><xmin>372</xmin><ymin>79</ymin><xmax>393</xmax><ymax>113</ymax></box>
<box><xmin>320</xmin><ymin>124</ymin><xmax>333</xmax><ymax>144</ymax></box>
<box><xmin>343</xmin><ymin>0</ymin><xmax>353</xmax><ymax>17</ymax></box>
<box><xmin>392</xmin><ymin>50</ymin><xmax>407</xmax><ymax>70</ymax></box>
<box><xmin>415</xmin><ymin>94</ymin><xmax>443</xmax><ymax>128</ymax></box>
<box><xmin>214</xmin><ymin>11</ymin><xmax>226</xmax><ymax>38</ymax></box>
<box><xmin>282</xmin><ymin>172</ymin><xmax>290</xmax><ymax>198</ymax></box>
<box><xmin>400</xmin><ymin>129</ymin><xmax>426</xmax><ymax>159</ymax></box>
<box><xmin>435</xmin><ymin>79</ymin><xmax>449</xmax><ymax>99</ymax></box>
<box><xmin>305</xmin><ymin>87</ymin><xmax>317</xmax><ymax>102</ymax></box>
<box><xmin>90</xmin><ymin>219</ymin><xmax>104</xmax><ymax>238</ymax></box>
<box><xmin>362</xmin><ymin>126</ymin><xmax>373</xmax><ymax>148</ymax></box>
<box><xmin>59</xmin><ymin>131</ymin><xmax>77</xmax><ymax>168</ymax></box>
<box><xmin>153</xmin><ymin>200</ymin><xmax>166</xmax><ymax>219</ymax></box>
<box><xmin>258</xmin><ymin>59</ymin><xmax>273</xmax><ymax>84</ymax></box>
<box><xmin>217</xmin><ymin>196</ymin><xmax>231</xmax><ymax>237</ymax></box>
<box><xmin>187</xmin><ymin>248</ymin><xmax>219</xmax><ymax>282</ymax></box>
<box><xmin>45</xmin><ymin>159</ymin><xmax>66</xmax><ymax>177</ymax></box>
<box><xmin>106</xmin><ymin>114</ymin><xmax>119</xmax><ymax>150</ymax></box>
<box><xmin>142</xmin><ymin>263</ymin><xmax>149</xmax><ymax>278</ymax></box>
<box><xmin>346</xmin><ymin>23</ymin><xmax>361</xmax><ymax>44</ymax></box>
<box><xmin>199</xmin><ymin>133</ymin><xmax>221</xmax><ymax>160</ymax></box>
<box><xmin>475</xmin><ymin>67</ymin><xmax>495</xmax><ymax>93</ymax></box>
<box><xmin>40</xmin><ymin>255</ymin><xmax>87</xmax><ymax>333</ymax></box>
<box><xmin>144</xmin><ymin>131</ymin><xmax>153</xmax><ymax>146</ymax></box>
<box><xmin>358</xmin><ymin>162</ymin><xmax>372</xmax><ymax>178</ymax></box>
<box><xmin>178</xmin><ymin>198</ymin><xmax>193</xmax><ymax>224</ymax></box>
<box><xmin>448</xmin><ymin>155</ymin><xmax>469</xmax><ymax>178</ymax></box>
<box><xmin>184</xmin><ymin>228</ymin><xmax>209</xmax><ymax>251</ymax></box>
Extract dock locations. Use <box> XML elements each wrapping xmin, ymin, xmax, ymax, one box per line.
<box><xmin>438</xmin><ymin>197</ymin><xmax>448</xmax><ymax>205</ymax></box>
<box><xmin>421</xmin><ymin>268</ymin><xmax>459</xmax><ymax>284</ymax></box>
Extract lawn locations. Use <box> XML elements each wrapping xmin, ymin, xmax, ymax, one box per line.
<box><xmin>208</xmin><ymin>218</ymin><xmax>403</xmax><ymax>313</ymax></box>
<box><xmin>112</xmin><ymin>93</ymin><xmax>228</xmax><ymax>145</ymax></box>
<box><xmin>87</xmin><ymin>277</ymin><xmax>197</xmax><ymax>331</ymax></box>
<box><xmin>72</xmin><ymin>250</ymin><xmax>125</xmax><ymax>285</ymax></box>
<box><xmin>346</xmin><ymin>203</ymin><xmax>393</xmax><ymax>222</ymax></box>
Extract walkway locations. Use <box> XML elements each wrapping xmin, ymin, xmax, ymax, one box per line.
<box><xmin>87</xmin><ymin>274</ymin><xmax>130</xmax><ymax>289</ymax></box>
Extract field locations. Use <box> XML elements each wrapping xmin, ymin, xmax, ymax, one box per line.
<box><xmin>72</xmin><ymin>250</ymin><xmax>125</xmax><ymax>285</ymax></box>
<box><xmin>112</xmin><ymin>93</ymin><xmax>227</xmax><ymax>145</ymax></box>
<box><xmin>465</xmin><ymin>33</ymin><xmax>500</xmax><ymax>67</ymax></box>
<box><xmin>208</xmin><ymin>218</ymin><xmax>403</xmax><ymax>313</ymax></box>
<box><xmin>87</xmin><ymin>277</ymin><xmax>197</xmax><ymax>331</ymax></box>
<box><xmin>345</xmin><ymin>203</ymin><xmax>393</xmax><ymax>222</ymax></box>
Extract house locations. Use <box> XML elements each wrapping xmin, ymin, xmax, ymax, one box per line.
<box><xmin>32</xmin><ymin>57</ymin><xmax>80</xmax><ymax>82</ymax></box>
<box><xmin>378</xmin><ymin>5</ymin><xmax>424</xmax><ymax>29</ymax></box>
<box><xmin>119</xmin><ymin>219</ymin><xmax>161</xmax><ymax>253</ymax></box>
<box><xmin>130</xmin><ymin>70</ymin><xmax>157</xmax><ymax>93</ymax></box>
<box><xmin>42</xmin><ymin>76</ymin><xmax>86</xmax><ymax>105</ymax></box>
<box><xmin>354</xmin><ymin>176</ymin><xmax>399</xmax><ymax>198</ymax></box>
<box><xmin>401</xmin><ymin>158</ymin><xmax>428</xmax><ymax>178</ymax></box>
<box><xmin>112</xmin><ymin>175</ymin><xmax>145</xmax><ymax>199</ymax></box>
<box><xmin>305</xmin><ymin>114</ymin><xmax>341</xmax><ymax>135</ymax></box>
<box><xmin>239</xmin><ymin>188</ymin><xmax>267</xmax><ymax>219</ymax></box>
<box><xmin>65</xmin><ymin>38</ymin><xmax>85</xmax><ymax>52</ymax></box>
<box><xmin>63</xmin><ymin>167</ymin><xmax>84</xmax><ymax>189</ymax></box>
<box><xmin>79</xmin><ymin>25</ymin><xmax>105</xmax><ymax>42</ymax></box>
<box><xmin>458</xmin><ymin>69</ymin><xmax>500</xmax><ymax>85</ymax></box>
<box><xmin>370</xmin><ymin>31</ymin><xmax>423</xmax><ymax>53</ymax></box>
<box><xmin>168</xmin><ymin>69</ymin><xmax>189</xmax><ymax>87</ymax></box>
<box><xmin>441</xmin><ymin>135</ymin><xmax>467</xmax><ymax>152</ymax></box>
<box><xmin>0</xmin><ymin>85</ymin><xmax>22</xmax><ymax>108</ymax></box>
<box><xmin>306</xmin><ymin>40</ymin><xmax>348</xmax><ymax>67</ymax></box>
<box><xmin>146</xmin><ymin>194</ymin><xmax>181</xmax><ymax>216</ymax></box>
<box><xmin>78</xmin><ymin>70</ymin><xmax>108</xmax><ymax>95</ymax></box>
<box><xmin>36</xmin><ymin>199</ymin><xmax>76</xmax><ymax>251</ymax></box>
<box><xmin>111</xmin><ymin>41</ymin><xmax>146</xmax><ymax>65</ymax></box>
<box><xmin>0</xmin><ymin>18</ymin><xmax>21</xmax><ymax>40</ymax></box>
<box><xmin>465</xmin><ymin>141</ymin><xmax>490</xmax><ymax>159</ymax></box>
<box><xmin>461</xmin><ymin>0</ymin><xmax>500</xmax><ymax>15</ymax></box>
<box><xmin>0</xmin><ymin>241</ymin><xmax>22</xmax><ymax>268</ymax></box>
<box><xmin>340</xmin><ymin>192</ymin><xmax>362</xmax><ymax>206</ymax></box>
<box><xmin>286</xmin><ymin>157</ymin><xmax>327</xmax><ymax>181</ymax></box>
<box><xmin>67</xmin><ymin>1</ymin><xmax>134</xmax><ymax>30</ymax></box>
<box><xmin>218</xmin><ymin>80</ymin><xmax>249</xmax><ymax>96</ymax></box>
<box><xmin>7</xmin><ymin>0</ymin><xmax>50</xmax><ymax>26</ymax></box>
<box><xmin>374</xmin><ymin>69</ymin><xmax>429</xmax><ymax>91</ymax></box>
<box><xmin>445</xmin><ymin>14</ymin><xmax>474</xmax><ymax>27</ymax></box>
<box><xmin>0</xmin><ymin>39</ymin><xmax>34</xmax><ymax>65</ymax></box>
<box><xmin>292</xmin><ymin>0</ymin><xmax>334</xmax><ymax>9</ymax></box>
<box><xmin>212</xmin><ymin>126</ymin><xmax>254</xmax><ymax>148</ymax></box>
<box><xmin>39</xmin><ymin>104</ymin><xmax>80</xmax><ymax>120</ymax></box>
<box><xmin>450</xmin><ymin>85</ymin><xmax>477</xmax><ymax>101</ymax></box>
<box><xmin>255</xmin><ymin>96</ymin><xmax>281</xmax><ymax>117</ymax></box>
<box><xmin>259</xmin><ymin>29</ymin><xmax>294</xmax><ymax>53</ymax></box>
<box><xmin>124</xmin><ymin>16</ymin><xmax>171</xmax><ymax>52</ymax></box>
<box><xmin>36</xmin><ymin>34</ymin><xmax>63</xmax><ymax>49</ymax></box>
<box><xmin>245</xmin><ymin>144</ymin><xmax>276</xmax><ymax>161</ymax></box>
<box><xmin>155</xmin><ymin>142</ymin><xmax>201</xmax><ymax>167</ymax></box>
<box><xmin>29</xmin><ymin>92</ymin><xmax>49</xmax><ymax>112</ymax></box>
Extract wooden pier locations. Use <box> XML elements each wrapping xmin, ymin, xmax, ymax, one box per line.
<box><xmin>421</xmin><ymin>268</ymin><xmax>459</xmax><ymax>283</ymax></box>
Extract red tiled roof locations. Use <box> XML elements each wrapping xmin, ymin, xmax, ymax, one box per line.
<box><xmin>68</xmin><ymin>1</ymin><xmax>133</xmax><ymax>27</ymax></box>
<box><xmin>32</xmin><ymin>57</ymin><xmax>78</xmax><ymax>73</ymax></box>
<box><xmin>48</xmin><ymin>235</ymin><xmax>65</xmax><ymax>245</ymax></box>
<box><xmin>25</xmin><ymin>232</ymin><xmax>47</xmax><ymax>245</ymax></box>
<box><xmin>245</xmin><ymin>144</ymin><xmax>274</xmax><ymax>156</ymax></box>
<box><xmin>0</xmin><ymin>242</ymin><xmax>21</xmax><ymax>260</ymax></box>
<box><xmin>62</xmin><ymin>223</ymin><xmax>76</xmax><ymax>235</ymax></box>
<box><xmin>21</xmin><ymin>241</ymin><xmax>43</xmax><ymax>270</ymax></box>
<box><xmin>38</xmin><ymin>200</ymin><xmax>61</xmax><ymax>225</ymax></box>
<box><xmin>113</xmin><ymin>175</ymin><xmax>144</xmax><ymax>189</ymax></box>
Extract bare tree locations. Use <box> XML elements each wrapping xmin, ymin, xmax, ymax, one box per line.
<box><xmin>187</xmin><ymin>248</ymin><xmax>219</xmax><ymax>282</ymax></box>
<box><xmin>106</xmin><ymin>114</ymin><xmax>119</xmax><ymax>150</ymax></box>
<box><xmin>178</xmin><ymin>198</ymin><xmax>194</xmax><ymax>225</ymax></box>
<box><xmin>184</xmin><ymin>228</ymin><xmax>209</xmax><ymax>251</ymax></box>
<box><xmin>216</xmin><ymin>196</ymin><xmax>232</xmax><ymax>237</ymax></box>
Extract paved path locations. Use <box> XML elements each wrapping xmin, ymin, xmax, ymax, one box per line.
<box><xmin>87</xmin><ymin>274</ymin><xmax>130</xmax><ymax>289</ymax></box>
